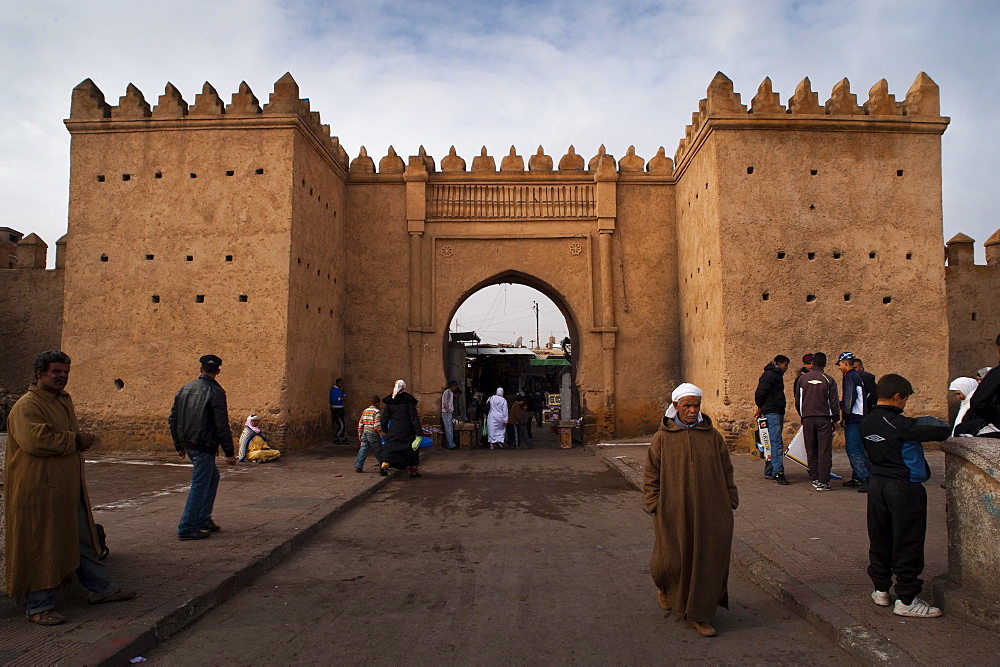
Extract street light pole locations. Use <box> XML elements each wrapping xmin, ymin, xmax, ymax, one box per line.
<box><xmin>534</xmin><ymin>301</ymin><xmax>539</xmax><ymax>351</ymax></box>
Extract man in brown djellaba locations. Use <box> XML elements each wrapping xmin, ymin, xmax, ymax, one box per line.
<box><xmin>643</xmin><ymin>382</ymin><xmax>739</xmax><ymax>638</ymax></box>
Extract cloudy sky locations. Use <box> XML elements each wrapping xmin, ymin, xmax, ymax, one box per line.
<box><xmin>2</xmin><ymin>0</ymin><xmax>998</xmax><ymax>340</ymax></box>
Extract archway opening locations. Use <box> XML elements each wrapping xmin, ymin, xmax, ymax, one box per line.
<box><xmin>444</xmin><ymin>276</ymin><xmax>579</xmax><ymax>449</ymax></box>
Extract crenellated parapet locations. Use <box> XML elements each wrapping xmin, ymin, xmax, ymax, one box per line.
<box><xmin>66</xmin><ymin>74</ymin><xmax>350</xmax><ymax>173</ymax></box>
<box><xmin>348</xmin><ymin>142</ymin><xmax>674</xmax><ymax>179</ymax></box>
<box><xmin>947</xmin><ymin>230</ymin><xmax>1000</xmax><ymax>267</ymax></box>
<box><xmin>673</xmin><ymin>71</ymin><xmax>948</xmax><ymax>171</ymax></box>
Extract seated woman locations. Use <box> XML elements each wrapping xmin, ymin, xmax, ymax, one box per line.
<box><xmin>238</xmin><ymin>414</ymin><xmax>281</xmax><ymax>463</ymax></box>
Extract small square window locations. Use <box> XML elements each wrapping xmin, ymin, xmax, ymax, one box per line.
<box><xmin>225</xmin><ymin>255</ymin><xmax>233</xmax><ymax>262</ymax></box>
<box><xmin>122</xmin><ymin>174</ymin><xmax>131</xmax><ymax>181</ymax></box>
<box><xmin>226</xmin><ymin>170</ymin><xmax>234</xmax><ymax>176</ymax></box>
<box><xmin>195</xmin><ymin>295</ymin><xmax>205</xmax><ymax>303</ymax></box>
<box><xmin>255</xmin><ymin>168</ymin><xmax>265</xmax><ymax>175</ymax></box>
<box><xmin>151</xmin><ymin>295</ymin><xmax>160</xmax><ymax>303</ymax></box>
<box><xmin>145</xmin><ymin>254</ymin><xmax>154</xmax><ymax>260</ymax></box>
<box><xmin>96</xmin><ymin>175</ymin><xmax>105</xmax><ymax>182</ymax></box>
<box><xmin>186</xmin><ymin>255</ymin><xmax>193</xmax><ymax>261</ymax></box>
<box><xmin>239</xmin><ymin>295</ymin><xmax>248</xmax><ymax>303</ymax></box>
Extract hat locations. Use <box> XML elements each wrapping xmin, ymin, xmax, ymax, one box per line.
<box><xmin>838</xmin><ymin>352</ymin><xmax>855</xmax><ymax>363</ymax></box>
<box><xmin>802</xmin><ymin>353</ymin><xmax>814</xmax><ymax>364</ymax></box>
<box><xmin>199</xmin><ymin>354</ymin><xmax>222</xmax><ymax>369</ymax></box>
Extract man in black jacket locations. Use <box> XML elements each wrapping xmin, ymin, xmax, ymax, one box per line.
<box><xmin>169</xmin><ymin>354</ymin><xmax>237</xmax><ymax>541</ymax></box>
<box><xmin>754</xmin><ymin>355</ymin><xmax>790</xmax><ymax>485</ymax></box>
<box><xmin>861</xmin><ymin>373</ymin><xmax>950</xmax><ymax>618</ymax></box>
<box><xmin>969</xmin><ymin>332</ymin><xmax>1000</xmax><ymax>438</ymax></box>
<box><xmin>852</xmin><ymin>358</ymin><xmax>878</xmax><ymax>412</ymax></box>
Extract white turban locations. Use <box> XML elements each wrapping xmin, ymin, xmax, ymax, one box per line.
<box><xmin>665</xmin><ymin>383</ymin><xmax>703</xmax><ymax>419</ymax></box>
<box><xmin>392</xmin><ymin>379</ymin><xmax>406</xmax><ymax>398</ymax></box>
<box><xmin>949</xmin><ymin>377</ymin><xmax>978</xmax><ymax>435</ymax></box>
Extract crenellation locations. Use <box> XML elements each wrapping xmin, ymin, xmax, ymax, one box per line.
<box><xmin>15</xmin><ymin>233</ymin><xmax>47</xmax><ymax>269</ymax></box>
<box><xmin>558</xmin><ymin>145</ymin><xmax>584</xmax><ymax>171</ymax></box>
<box><xmin>441</xmin><ymin>146</ymin><xmax>466</xmax><ymax>172</ymax></box>
<box><xmin>788</xmin><ymin>77</ymin><xmax>823</xmax><ymax>114</ymax></box>
<box><xmin>153</xmin><ymin>83</ymin><xmax>188</xmax><ymax>118</ymax></box>
<box><xmin>704</xmin><ymin>71</ymin><xmax>746</xmax><ymax>116</ymax></box>
<box><xmin>750</xmin><ymin>77</ymin><xmax>785</xmax><ymax>115</ymax></box>
<box><xmin>415</xmin><ymin>145</ymin><xmax>435</xmax><ymax>172</ymax></box>
<box><xmin>618</xmin><ymin>145</ymin><xmax>644</xmax><ymax>172</ymax></box>
<box><xmin>500</xmin><ymin>146</ymin><xmax>524</xmax><ymax>172</ymax></box>
<box><xmin>189</xmin><ymin>82</ymin><xmax>225</xmax><ymax>116</ymax></box>
<box><xmin>70</xmin><ymin>78</ymin><xmax>111</xmax><ymax>119</ymax></box>
<box><xmin>825</xmin><ymin>78</ymin><xmax>862</xmax><ymax>115</ymax></box>
<box><xmin>226</xmin><ymin>81</ymin><xmax>261</xmax><ymax>115</ymax></box>
<box><xmin>646</xmin><ymin>147</ymin><xmax>672</xmax><ymax>175</ymax></box>
<box><xmin>472</xmin><ymin>146</ymin><xmax>495</xmax><ymax>173</ymax></box>
<box><xmin>263</xmin><ymin>72</ymin><xmax>301</xmax><ymax>114</ymax></box>
<box><xmin>112</xmin><ymin>83</ymin><xmax>152</xmax><ymax>119</ymax></box>
<box><xmin>587</xmin><ymin>144</ymin><xmax>615</xmax><ymax>171</ymax></box>
<box><xmin>864</xmin><ymin>79</ymin><xmax>902</xmax><ymax>116</ymax></box>
<box><xmin>946</xmin><ymin>232</ymin><xmax>975</xmax><ymax>265</ymax></box>
<box><xmin>985</xmin><ymin>229</ymin><xmax>1000</xmax><ymax>266</ymax></box>
<box><xmin>379</xmin><ymin>146</ymin><xmax>405</xmax><ymax>174</ymax></box>
<box><xmin>350</xmin><ymin>146</ymin><xmax>375</xmax><ymax>174</ymax></box>
<box><xmin>903</xmin><ymin>72</ymin><xmax>941</xmax><ymax>116</ymax></box>
<box><xmin>528</xmin><ymin>146</ymin><xmax>552</xmax><ymax>171</ymax></box>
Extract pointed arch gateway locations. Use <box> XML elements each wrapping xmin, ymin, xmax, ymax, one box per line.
<box><xmin>442</xmin><ymin>271</ymin><xmax>581</xmax><ymax>429</ymax></box>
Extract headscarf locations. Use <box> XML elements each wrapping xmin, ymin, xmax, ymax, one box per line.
<box><xmin>244</xmin><ymin>414</ymin><xmax>261</xmax><ymax>434</ymax></box>
<box><xmin>496</xmin><ymin>387</ymin><xmax>504</xmax><ymax>396</ymax></box>
<box><xmin>949</xmin><ymin>377</ymin><xmax>979</xmax><ymax>435</ymax></box>
<box><xmin>665</xmin><ymin>382</ymin><xmax>703</xmax><ymax>420</ymax></box>
<box><xmin>392</xmin><ymin>379</ymin><xmax>406</xmax><ymax>398</ymax></box>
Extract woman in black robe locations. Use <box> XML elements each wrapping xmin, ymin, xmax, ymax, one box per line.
<box><xmin>379</xmin><ymin>380</ymin><xmax>423</xmax><ymax>477</ymax></box>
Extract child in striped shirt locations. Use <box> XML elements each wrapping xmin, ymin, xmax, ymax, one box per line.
<box><xmin>355</xmin><ymin>395</ymin><xmax>385</xmax><ymax>473</ymax></box>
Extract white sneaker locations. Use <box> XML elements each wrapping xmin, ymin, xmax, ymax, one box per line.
<box><xmin>893</xmin><ymin>598</ymin><xmax>941</xmax><ymax>618</ymax></box>
<box><xmin>871</xmin><ymin>590</ymin><xmax>891</xmax><ymax>607</ymax></box>
<box><xmin>811</xmin><ymin>480</ymin><xmax>821</xmax><ymax>488</ymax></box>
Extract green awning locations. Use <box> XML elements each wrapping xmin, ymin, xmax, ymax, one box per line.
<box><xmin>530</xmin><ymin>358</ymin><xmax>570</xmax><ymax>366</ymax></box>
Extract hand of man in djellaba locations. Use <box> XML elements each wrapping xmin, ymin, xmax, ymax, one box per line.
<box><xmin>77</xmin><ymin>433</ymin><xmax>97</xmax><ymax>452</ymax></box>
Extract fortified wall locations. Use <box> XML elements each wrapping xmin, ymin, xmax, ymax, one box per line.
<box><xmin>1</xmin><ymin>71</ymin><xmax>972</xmax><ymax>449</ymax></box>
<box><xmin>945</xmin><ymin>232</ymin><xmax>1000</xmax><ymax>379</ymax></box>
<box><xmin>0</xmin><ymin>234</ymin><xmax>65</xmax><ymax>427</ymax></box>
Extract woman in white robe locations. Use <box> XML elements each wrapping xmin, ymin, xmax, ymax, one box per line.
<box><xmin>948</xmin><ymin>377</ymin><xmax>978</xmax><ymax>436</ymax></box>
<box><xmin>486</xmin><ymin>388</ymin><xmax>509</xmax><ymax>450</ymax></box>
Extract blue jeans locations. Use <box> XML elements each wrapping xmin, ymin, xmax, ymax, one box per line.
<box><xmin>26</xmin><ymin>501</ymin><xmax>118</xmax><ymax>615</ymax></box>
<box><xmin>355</xmin><ymin>430</ymin><xmax>382</xmax><ymax>469</ymax></box>
<box><xmin>762</xmin><ymin>412</ymin><xmax>785</xmax><ymax>476</ymax></box>
<box><xmin>844</xmin><ymin>421</ymin><xmax>870</xmax><ymax>480</ymax></box>
<box><xmin>178</xmin><ymin>449</ymin><xmax>220</xmax><ymax>535</ymax></box>
<box><xmin>442</xmin><ymin>412</ymin><xmax>455</xmax><ymax>448</ymax></box>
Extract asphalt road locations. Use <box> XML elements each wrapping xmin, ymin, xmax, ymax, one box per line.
<box><xmin>148</xmin><ymin>448</ymin><xmax>851</xmax><ymax>665</ymax></box>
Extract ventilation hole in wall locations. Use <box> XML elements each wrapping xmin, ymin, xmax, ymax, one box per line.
<box><xmin>708</xmin><ymin>260</ymin><xmax>711</xmax><ymax>266</ymax></box>
<box><xmin>239</xmin><ymin>295</ymin><xmax>248</xmax><ymax>302</ymax></box>
<box><xmin>705</xmin><ymin>301</ymin><xmax>709</xmax><ymax>309</ymax></box>
<box><xmin>695</xmin><ymin>307</ymin><xmax>698</xmax><ymax>313</ymax></box>
<box><xmin>114</xmin><ymin>378</ymin><xmax>124</xmax><ymax>390</ymax></box>
<box><xmin>809</xmin><ymin>204</ymin><xmax>815</xmax><ymax>210</ymax></box>
<box><xmin>972</xmin><ymin>312</ymin><xmax>977</xmax><ymax>321</ymax></box>
<box><xmin>100</xmin><ymin>254</ymin><xmax>108</xmax><ymax>262</ymax></box>
<box><xmin>307</xmin><ymin>263</ymin><xmax>311</xmax><ymax>269</ymax></box>
<box><xmin>833</xmin><ymin>251</ymin><xmax>842</xmax><ymax>259</ymax></box>
<box><xmin>325</xmin><ymin>203</ymin><xmax>329</xmax><ymax>210</ymax></box>
<box><xmin>897</xmin><ymin>170</ymin><xmax>904</xmax><ymax>176</ymax></box>
<box><xmin>225</xmin><ymin>255</ymin><xmax>233</xmax><ymax>262</ymax></box>
<box><xmin>705</xmin><ymin>183</ymin><xmax>708</xmax><ymax>189</ymax></box>
<box><xmin>151</xmin><ymin>295</ymin><xmax>160</xmax><ymax>303</ymax></box>
<box><xmin>329</xmin><ymin>309</ymin><xmax>333</xmax><ymax>317</ymax></box>
<box><xmin>327</xmin><ymin>273</ymin><xmax>330</xmax><ymax>280</ymax></box>
<box><xmin>318</xmin><ymin>195</ymin><xmax>321</xmax><ymax>202</ymax></box>
<box><xmin>317</xmin><ymin>307</ymin><xmax>321</xmax><ymax>313</ymax></box>
<box><xmin>844</xmin><ymin>293</ymin><xmax>852</xmax><ymax>302</ymax></box>
<box><xmin>195</xmin><ymin>295</ymin><xmax>205</xmax><ymax>303</ymax></box>
<box><xmin>777</xmin><ymin>251</ymin><xmax>786</xmax><ymax>259</ymax></box>
<box><xmin>810</xmin><ymin>169</ymin><xmax>818</xmax><ymax>176</ymax></box>
<box><xmin>154</xmin><ymin>171</ymin><xmax>162</xmax><ymax>179</ymax></box>
<box><xmin>96</xmin><ymin>175</ymin><xmax>105</xmax><ymax>182</ymax></box>
<box><xmin>225</xmin><ymin>170</ymin><xmax>234</xmax><ymax>176</ymax></box>
<box><xmin>762</xmin><ymin>293</ymin><xmax>770</xmax><ymax>301</ymax></box>
<box><xmin>334</xmin><ymin>211</ymin><xmax>337</xmax><ymax>218</ymax></box>
<box><xmin>186</xmin><ymin>255</ymin><xmax>193</xmax><ymax>261</ymax></box>
<box><xmin>309</xmin><ymin>188</ymin><xmax>313</xmax><ymax>195</ymax></box>
<box><xmin>334</xmin><ymin>278</ymin><xmax>337</xmax><ymax>284</ymax></box>
<box><xmin>255</xmin><ymin>168</ymin><xmax>265</xmax><ymax>175</ymax></box>
<box><xmin>695</xmin><ymin>194</ymin><xmax>699</xmax><ymax>199</ymax></box>
<box><xmin>697</xmin><ymin>267</ymin><xmax>701</xmax><ymax>273</ymax></box>
<box><xmin>297</xmin><ymin>258</ymin><xmax>301</xmax><ymax>265</ymax></box>
<box><xmin>747</xmin><ymin>166</ymin><xmax>754</xmax><ymax>174</ymax></box>
<box><xmin>122</xmin><ymin>174</ymin><xmax>131</xmax><ymax>181</ymax></box>
<box><xmin>906</xmin><ymin>252</ymin><xmax>913</xmax><ymax>260</ymax></box>
<box><xmin>807</xmin><ymin>252</ymin><xmax>816</xmax><ymax>260</ymax></box>
<box><xmin>189</xmin><ymin>173</ymin><xmax>197</xmax><ymax>179</ymax></box>
<box><xmin>316</xmin><ymin>269</ymin><xmax>320</xmax><ymax>276</ymax></box>
<box><xmin>869</xmin><ymin>251</ymin><xmax>877</xmax><ymax>259</ymax></box>
<box><xmin>806</xmin><ymin>294</ymin><xmax>816</xmax><ymax>302</ymax></box>
<box><xmin>145</xmin><ymin>254</ymin><xmax>154</xmax><ymax>260</ymax></box>
<box><xmin>301</xmin><ymin>179</ymin><xmax>306</xmax><ymax>187</ymax></box>
<box><xmin>883</xmin><ymin>296</ymin><xmax>892</xmax><ymax>304</ymax></box>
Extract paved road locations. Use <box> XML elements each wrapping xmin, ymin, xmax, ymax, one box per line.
<box><xmin>148</xmin><ymin>449</ymin><xmax>851</xmax><ymax>665</ymax></box>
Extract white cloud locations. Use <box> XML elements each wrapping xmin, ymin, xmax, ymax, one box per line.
<box><xmin>2</xmin><ymin>0</ymin><xmax>998</xmax><ymax>262</ymax></box>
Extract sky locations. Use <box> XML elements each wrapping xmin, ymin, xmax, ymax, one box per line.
<box><xmin>2</xmin><ymin>0</ymin><xmax>998</xmax><ymax>274</ymax></box>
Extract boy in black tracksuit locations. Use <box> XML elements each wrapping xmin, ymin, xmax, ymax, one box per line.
<box><xmin>861</xmin><ymin>373</ymin><xmax>950</xmax><ymax>618</ymax></box>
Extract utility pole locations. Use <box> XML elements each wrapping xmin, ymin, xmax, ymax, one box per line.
<box><xmin>534</xmin><ymin>301</ymin><xmax>539</xmax><ymax>351</ymax></box>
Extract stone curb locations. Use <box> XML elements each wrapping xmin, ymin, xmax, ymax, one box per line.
<box><xmin>590</xmin><ymin>446</ymin><xmax>918</xmax><ymax>666</ymax></box>
<box><xmin>70</xmin><ymin>467</ymin><xmax>402</xmax><ymax>667</ymax></box>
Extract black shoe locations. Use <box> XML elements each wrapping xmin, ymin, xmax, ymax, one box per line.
<box><xmin>378</xmin><ymin>467</ymin><xmax>388</xmax><ymax>477</ymax></box>
<box><xmin>773</xmin><ymin>472</ymin><xmax>789</xmax><ymax>486</ymax></box>
<box><xmin>409</xmin><ymin>472</ymin><xmax>422</xmax><ymax>477</ymax></box>
<box><xmin>858</xmin><ymin>478</ymin><xmax>870</xmax><ymax>493</ymax></box>
<box><xmin>763</xmin><ymin>471</ymin><xmax>773</xmax><ymax>480</ymax></box>
<box><xmin>842</xmin><ymin>479</ymin><xmax>861</xmax><ymax>488</ymax></box>
<box><xmin>179</xmin><ymin>531</ymin><xmax>210</xmax><ymax>541</ymax></box>
<box><xmin>200</xmin><ymin>519</ymin><xmax>221</xmax><ymax>533</ymax></box>
<box><xmin>354</xmin><ymin>467</ymin><xmax>363</xmax><ymax>473</ymax></box>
